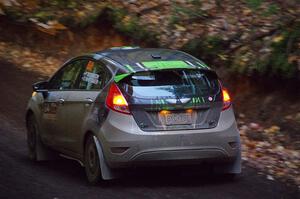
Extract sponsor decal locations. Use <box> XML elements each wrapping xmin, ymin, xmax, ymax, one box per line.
<box><xmin>147</xmin><ymin>96</ymin><xmax>209</xmax><ymax>110</ymax></box>
<box><xmin>82</xmin><ymin>72</ymin><xmax>99</xmax><ymax>84</ymax></box>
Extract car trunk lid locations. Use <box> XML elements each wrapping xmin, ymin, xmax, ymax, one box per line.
<box><xmin>118</xmin><ymin>69</ymin><xmax>222</xmax><ymax>131</ymax></box>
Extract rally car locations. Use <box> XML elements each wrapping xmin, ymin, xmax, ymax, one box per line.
<box><xmin>26</xmin><ymin>47</ymin><xmax>241</xmax><ymax>184</ymax></box>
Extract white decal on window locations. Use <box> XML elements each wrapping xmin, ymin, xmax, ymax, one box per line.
<box><xmin>82</xmin><ymin>72</ymin><xmax>99</xmax><ymax>84</ymax></box>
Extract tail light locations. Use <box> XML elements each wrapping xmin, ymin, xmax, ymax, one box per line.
<box><xmin>106</xmin><ymin>83</ymin><xmax>130</xmax><ymax>114</ymax></box>
<box><xmin>222</xmin><ymin>87</ymin><xmax>231</xmax><ymax>111</ymax></box>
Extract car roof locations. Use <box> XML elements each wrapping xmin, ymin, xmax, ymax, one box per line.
<box><xmin>93</xmin><ymin>47</ymin><xmax>212</xmax><ymax>74</ymax></box>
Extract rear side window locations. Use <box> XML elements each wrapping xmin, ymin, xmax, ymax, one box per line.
<box><xmin>78</xmin><ymin>60</ymin><xmax>111</xmax><ymax>90</ymax></box>
<box><xmin>121</xmin><ymin>69</ymin><xmax>219</xmax><ymax>98</ymax></box>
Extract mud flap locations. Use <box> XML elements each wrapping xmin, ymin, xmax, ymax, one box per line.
<box><xmin>93</xmin><ymin>136</ymin><xmax>119</xmax><ymax>180</ymax></box>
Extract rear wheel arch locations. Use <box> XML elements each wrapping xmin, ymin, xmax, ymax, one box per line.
<box><xmin>83</xmin><ymin>131</ymin><xmax>102</xmax><ymax>184</ymax></box>
<box><xmin>83</xmin><ymin>131</ymin><xmax>95</xmax><ymax>154</ymax></box>
<box><xmin>82</xmin><ymin>130</ymin><xmax>117</xmax><ymax>181</ymax></box>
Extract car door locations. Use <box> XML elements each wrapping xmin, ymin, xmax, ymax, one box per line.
<box><xmin>62</xmin><ymin>59</ymin><xmax>111</xmax><ymax>154</ymax></box>
<box><xmin>40</xmin><ymin>60</ymin><xmax>85</xmax><ymax>149</ymax></box>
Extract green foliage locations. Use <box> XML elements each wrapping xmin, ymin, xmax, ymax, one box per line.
<box><xmin>245</xmin><ymin>0</ymin><xmax>263</xmax><ymax>10</ymax></box>
<box><xmin>33</xmin><ymin>0</ymin><xmax>80</xmax><ymax>24</ymax></box>
<box><xmin>245</xmin><ymin>0</ymin><xmax>279</xmax><ymax>16</ymax></box>
<box><xmin>59</xmin><ymin>15</ymin><xmax>76</xmax><ymax>27</ymax></box>
<box><xmin>232</xmin><ymin>23</ymin><xmax>300</xmax><ymax>78</ymax></box>
<box><xmin>268</xmin><ymin>25</ymin><xmax>300</xmax><ymax>77</ymax></box>
<box><xmin>107</xmin><ymin>7</ymin><xmax>158</xmax><ymax>45</ymax></box>
<box><xmin>34</xmin><ymin>11</ymin><xmax>54</xmax><ymax>23</ymax></box>
<box><xmin>2</xmin><ymin>7</ymin><xmax>26</xmax><ymax>21</ymax></box>
<box><xmin>169</xmin><ymin>14</ymin><xmax>180</xmax><ymax>27</ymax></box>
<box><xmin>169</xmin><ymin>1</ymin><xmax>207</xmax><ymax>27</ymax></box>
<box><xmin>263</xmin><ymin>3</ymin><xmax>280</xmax><ymax>16</ymax></box>
<box><xmin>78</xmin><ymin>11</ymin><xmax>102</xmax><ymax>28</ymax></box>
<box><xmin>47</xmin><ymin>0</ymin><xmax>78</xmax><ymax>9</ymax></box>
<box><xmin>181</xmin><ymin>35</ymin><xmax>225</xmax><ymax>65</ymax></box>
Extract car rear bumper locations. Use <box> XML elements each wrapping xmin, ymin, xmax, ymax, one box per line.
<box><xmin>97</xmin><ymin>107</ymin><xmax>241</xmax><ymax>168</ymax></box>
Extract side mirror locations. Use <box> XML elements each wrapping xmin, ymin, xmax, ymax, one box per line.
<box><xmin>32</xmin><ymin>81</ymin><xmax>49</xmax><ymax>98</ymax></box>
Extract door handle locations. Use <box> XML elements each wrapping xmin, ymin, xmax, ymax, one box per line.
<box><xmin>57</xmin><ymin>98</ymin><xmax>65</xmax><ymax>105</ymax></box>
<box><xmin>85</xmin><ymin>98</ymin><xmax>94</xmax><ymax>106</ymax></box>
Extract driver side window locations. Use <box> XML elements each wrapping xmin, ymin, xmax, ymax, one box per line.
<box><xmin>49</xmin><ymin>60</ymin><xmax>86</xmax><ymax>90</ymax></box>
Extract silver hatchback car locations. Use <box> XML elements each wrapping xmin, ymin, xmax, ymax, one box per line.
<box><xmin>26</xmin><ymin>47</ymin><xmax>241</xmax><ymax>183</ymax></box>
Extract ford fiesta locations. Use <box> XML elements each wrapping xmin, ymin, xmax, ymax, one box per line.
<box><xmin>26</xmin><ymin>47</ymin><xmax>241</xmax><ymax>184</ymax></box>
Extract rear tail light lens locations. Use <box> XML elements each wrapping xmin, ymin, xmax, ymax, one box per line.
<box><xmin>106</xmin><ymin>83</ymin><xmax>130</xmax><ymax>114</ymax></box>
<box><xmin>222</xmin><ymin>87</ymin><xmax>231</xmax><ymax>111</ymax></box>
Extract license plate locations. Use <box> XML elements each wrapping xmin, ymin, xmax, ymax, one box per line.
<box><xmin>161</xmin><ymin>112</ymin><xmax>193</xmax><ymax>125</ymax></box>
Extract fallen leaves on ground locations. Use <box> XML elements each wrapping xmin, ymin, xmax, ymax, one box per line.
<box><xmin>239</xmin><ymin>121</ymin><xmax>300</xmax><ymax>188</ymax></box>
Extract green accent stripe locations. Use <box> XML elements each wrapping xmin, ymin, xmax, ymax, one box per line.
<box><xmin>141</xmin><ymin>60</ymin><xmax>191</xmax><ymax>70</ymax></box>
<box><xmin>114</xmin><ymin>73</ymin><xmax>131</xmax><ymax>82</ymax></box>
<box><xmin>124</xmin><ymin>64</ymin><xmax>135</xmax><ymax>72</ymax></box>
<box><xmin>117</xmin><ymin>60</ymin><xmax>210</xmax><ymax>82</ymax></box>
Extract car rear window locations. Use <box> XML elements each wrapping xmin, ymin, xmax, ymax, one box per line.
<box><xmin>121</xmin><ymin>69</ymin><xmax>220</xmax><ymax>99</ymax></box>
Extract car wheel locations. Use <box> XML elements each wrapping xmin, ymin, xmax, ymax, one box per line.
<box><xmin>84</xmin><ymin>135</ymin><xmax>102</xmax><ymax>184</ymax></box>
<box><xmin>26</xmin><ymin>114</ymin><xmax>38</xmax><ymax>160</ymax></box>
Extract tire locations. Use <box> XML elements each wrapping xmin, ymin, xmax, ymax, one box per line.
<box><xmin>84</xmin><ymin>135</ymin><xmax>102</xmax><ymax>185</ymax></box>
<box><xmin>26</xmin><ymin>114</ymin><xmax>38</xmax><ymax>161</ymax></box>
<box><xmin>26</xmin><ymin>114</ymin><xmax>57</xmax><ymax>161</ymax></box>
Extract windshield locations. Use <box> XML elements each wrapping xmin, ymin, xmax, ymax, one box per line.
<box><xmin>121</xmin><ymin>69</ymin><xmax>220</xmax><ymax>99</ymax></box>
